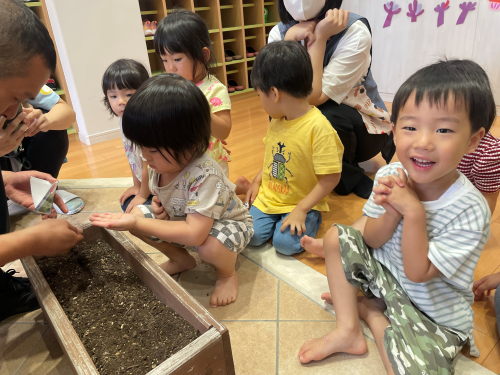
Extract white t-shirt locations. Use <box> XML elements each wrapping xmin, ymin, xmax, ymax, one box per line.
<box><xmin>363</xmin><ymin>163</ymin><xmax>491</xmax><ymax>356</ymax></box>
<box><xmin>268</xmin><ymin>21</ymin><xmax>372</xmax><ymax>104</ymax></box>
<box><xmin>119</xmin><ymin>118</ymin><xmax>144</xmax><ymax>182</ymax></box>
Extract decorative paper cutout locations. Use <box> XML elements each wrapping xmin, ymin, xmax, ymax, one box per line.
<box><xmin>434</xmin><ymin>0</ymin><xmax>450</xmax><ymax>27</ymax></box>
<box><xmin>457</xmin><ymin>2</ymin><xmax>476</xmax><ymax>24</ymax></box>
<box><xmin>489</xmin><ymin>0</ymin><xmax>500</xmax><ymax>11</ymax></box>
<box><xmin>407</xmin><ymin>0</ymin><xmax>424</xmax><ymax>22</ymax></box>
<box><xmin>383</xmin><ymin>2</ymin><xmax>401</xmax><ymax>28</ymax></box>
<box><xmin>30</xmin><ymin>177</ymin><xmax>58</xmax><ymax>215</ymax></box>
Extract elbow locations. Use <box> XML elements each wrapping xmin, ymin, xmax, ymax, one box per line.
<box><xmin>404</xmin><ymin>269</ymin><xmax>427</xmax><ymax>284</ymax></box>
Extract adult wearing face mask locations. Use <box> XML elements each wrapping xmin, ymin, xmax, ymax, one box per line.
<box><xmin>268</xmin><ymin>0</ymin><xmax>395</xmax><ymax>199</ymax></box>
<box><xmin>0</xmin><ymin>0</ymin><xmax>84</xmax><ymax>322</ymax></box>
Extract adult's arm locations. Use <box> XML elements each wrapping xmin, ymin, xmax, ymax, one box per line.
<box><xmin>311</xmin><ymin>22</ymin><xmax>371</xmax><ymax>106</ymax></box>
<box><xmin>0</xmin><ymin>220</ymin><xmax>84</xmax><ymax>266</ymax></box>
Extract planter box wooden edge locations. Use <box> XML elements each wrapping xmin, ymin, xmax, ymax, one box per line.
<box><xmin>21</xmin><ymin>223</ymin><xmax>235</xmax><ymax>375</ymax></box>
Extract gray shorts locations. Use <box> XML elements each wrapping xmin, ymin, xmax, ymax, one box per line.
<box><xmin>137</xmin><ymin>205</ymin><xmax>254</xmax><ymax>253</ymax></box>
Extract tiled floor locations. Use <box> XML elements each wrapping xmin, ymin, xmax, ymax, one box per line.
<box><xmin>1</xmin><ymin>183</ymin><xmax>497</xmax><ymax>374</ymax></box>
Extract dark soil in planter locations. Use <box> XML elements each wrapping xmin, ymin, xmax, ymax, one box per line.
<box><xmin>36</xmin><ymin>240</ymin><xmax>200</xmax><ymax>375</ymax></box>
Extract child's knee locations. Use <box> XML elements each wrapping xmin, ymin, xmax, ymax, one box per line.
<box><xmin>130</xmin><ymin>206</ymin><xmax>145</xmax><ymax>217</ymax></box>
<box><xmin>273</xmin><ymin>232</ymin><xmax>302</xmax><ymax>255</ymax></box>
<box><xmin>197</xmin><ymin>237</ymin><xmax>231</xmax><ymax>261</ymax></box>
<box><xmin>248</xmin><ymin>230</ymin><xmax>269</xmax><ymax>247</ymax></box>
<box><xmin>323</xmin><ymin>226</ymin><xmax>340</xmax><ymax>254</ymax></box>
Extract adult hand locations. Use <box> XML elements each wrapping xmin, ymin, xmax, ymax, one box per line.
<box><xmin>3</xmin><ymin>170</ymin><xmax>68</xmax><ymax>217</ymax></box>
<box><xmin>151</xmin><ymin>196</ymin><xmax>169</xmax><ymax>220</ymax></box>
<box><xmin>24</xmin><ymin>219</ymin><xmax>84</xmax><ymax>257</ymax></box>
<box><xmin>89</xmin><ymin>212</ymin><xmax>138</xmax><ymax>231</ymax></box>
<box><xmin>284</xmin><ymin>20</ymin><xmax>317</xmax><ymax>47</ymax></box>
<box><xmin>315</xmin><ymin>9</ymin><xmax>349</xmax><ymax>42</ymax></box>
<box><xmin>0</xmin><ymin>111</ymin><xmax>28</xmax><ymax>157</ymax></box>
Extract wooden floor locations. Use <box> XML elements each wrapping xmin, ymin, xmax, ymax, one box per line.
<box><xmin>59</xmin><ymin>95</ymin><xmax>500</xmax><ymax>373</ymax></box>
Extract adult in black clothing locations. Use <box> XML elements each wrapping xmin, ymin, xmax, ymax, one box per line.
<box><xmin>0</xmin><ymin>0</ymin><xmax>84</xmax><ymax>321</ymax></box>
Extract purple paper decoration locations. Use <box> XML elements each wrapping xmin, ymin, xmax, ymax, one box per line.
<box><xmin>407</xmin><ymin>0</ymin><xmax>424</xmax><ymax>22</ymax></box>
<box><xmin>457</xmin><ymin>2</ymin><xmax>476</xmax><ymax>25</ymax></box>
<box><xmin>434</xmin><ymin>0</ymin><xmax>450</xmax><ymax>27</ymax></box>
<box><xmin>383</xmin><ymin>2</ymin><xmax>402</xmax><ymax>28</ymax></box>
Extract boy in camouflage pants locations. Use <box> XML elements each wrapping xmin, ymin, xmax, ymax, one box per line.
<box><xmin>298</xmin><ymin>60</ymin><xmax>495</xmax><ymax>374</ymax></box>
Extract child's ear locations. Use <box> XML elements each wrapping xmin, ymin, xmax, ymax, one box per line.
<box><xmin>270</xmin><ymin>87</ymin><xmax>281</xmax><ymax>103</ymax></box>
<box><xmin>466</xmin><ymin>127</ymin><xmax>485</xmax><ymax>154</ymax></box>
<box><xmin>202</xmin><ymin>47</ymin><xmax>210</xmax><ymax>62</ymax></box>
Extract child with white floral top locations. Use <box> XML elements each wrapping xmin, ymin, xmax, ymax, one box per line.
<box><xmin>154</xmin><ymin>10</ymin><xmax>232</xmax><ymax>176</ymax></box>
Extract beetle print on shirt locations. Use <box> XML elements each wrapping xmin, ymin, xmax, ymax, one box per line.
<box><xmin>267</xmin><ymin>142</ymin><xmax>293</xmax><ymax>188</ymax></box>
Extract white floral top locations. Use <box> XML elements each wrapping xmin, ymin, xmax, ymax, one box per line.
<box><xmin>196</xmin><ymin>75</ymin><xmax>231</xmax><ymax>163</ymax></box>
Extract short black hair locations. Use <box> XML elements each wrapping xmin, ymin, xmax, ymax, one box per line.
<box><xmin>391</xmin><ymin>59</ymin><xmax>497</xmax><ymax>134</ymax></box>
<box><xmin>122</xmin><ymin>74</ymin><xmax>211</xmax><ymax>166</ymax></box>
<box><xmin>154</xmin><ymin>9</ymin><xmax>216</xmax><ymax>80</ymax></box>
<box><xmin>0</xmin><ymin>0</ymin><xmax>56</xmax><ymax>79</ymax></box>
<box><xmin>278</xmin><ymin>0</ymin><xmax>343</xmax><ymax>24</ymax></box>
<box><xmin>251</xmin><ymin>40</ymin><xmax>313</xmax><ymax>98</ymax></box>
<box><xmin>101</xmin><ymin>59</ymin><xmax>150</xmax><ymax>116</ymax></box>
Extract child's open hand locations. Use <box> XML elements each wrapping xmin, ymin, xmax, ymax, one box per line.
<box><xmin>89</xmin><ymin>212</ymin><xmax>138</xmax><ymax>231</ymax></box>
<box><xmin>151</xmin><ymin>196</ymin><xmax>169</xmax><ymax>220</ymax></box>
<box><xmin>472</xmin><ymin>273</ymin><xmax>500</xmax><ymax>301</ymax></box>
<box><xmin>281</xmin><ymin>206</ymin><xmax>307</xmax><ymax>237</ymax></box>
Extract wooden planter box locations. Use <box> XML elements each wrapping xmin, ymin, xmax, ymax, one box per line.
<box><xmin>21</xmin><ymin>223</ymin><xmax>235</xmax><ymax>375</ymax></box>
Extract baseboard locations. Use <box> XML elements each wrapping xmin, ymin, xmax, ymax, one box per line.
<box><xmin>78</xmin><ymin>128</ymin><xmax>121</xmax><ymax>145</ymax></box>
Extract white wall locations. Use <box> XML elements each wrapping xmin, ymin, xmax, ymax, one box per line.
<box><xmin>45</xmin><ymin>0</ymin><xmax>150</xmax><ymax>144</ymax></box>
<box><xmin>342</xmin><ymin>0</ymin><xmax>500</xmax><ymax>106</ymax></box>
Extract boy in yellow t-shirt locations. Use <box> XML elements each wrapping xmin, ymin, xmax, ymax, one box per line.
<box><xmin>245</xmin><ymin>41</ymin><xmax>343</xmax><ymax>255</ymax></box>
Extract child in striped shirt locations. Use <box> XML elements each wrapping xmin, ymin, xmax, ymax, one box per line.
<box><xmin>298</xmin><ymin>59</ymin><xmax>495</xmax><ymax>375</ymax></box>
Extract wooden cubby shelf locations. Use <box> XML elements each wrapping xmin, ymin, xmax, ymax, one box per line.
<box><xmin>27</xmin><ymin>0</ymin><xmax>78</xmax><ymax>133</ymax></box>
<box><xmin>137</xmin><ymin>0</ymin><xmax>277</xmax><ymax>97</ymax></box>
<box><xmin>145</xmin><ymin>36</ymin><xmax>154</xmax><ymax>40</ymax></box>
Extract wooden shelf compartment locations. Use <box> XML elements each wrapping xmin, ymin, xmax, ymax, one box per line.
<box><xmin>210</xmin><ymin>31</ymin><xmax>224</xmax><ymax>69</ymax></box>
<box><xmin>28</xmin><ymin>2</ymin><xmax>78</xmax><ymax>132</ymax></box>
<box><xmin>245</xmin><ymin>27</ymin><xmax>265</xmax><ymax>56</ymax></box>
<box><xmin>220</xmin><ymin>0</ymin><xmax>243</xmax><ymax>30</ymax></box>
<box><xmin>264</xmin><ymin>1</ymin><xmax>280</xmax><ymax>24</ymax></box>
<box><xmin>140</xmin><ymin>10</ymin><xmax>158</xmax><ymax>15</ymax></box>
<box><xmin>145</xmin><ymin>36</ymin><xmax>154</xmax><ymax>41</ymax></box>
<box><xmin>265</xmin><ymin>21</ymin><xmax>279</xmax><ymax>26</ymax></box>
<box><xmin>223</xmin><ymin>30</ymin><xmax>245</xmax><ymax>65</ymax></box>
<box><xmin>165</xmin><ymin>0</ymin><xmax>193</xmax><ymax>10</ymax></box>
<box><xmin>244</xmin><ymin>24</ymin><xmax>263</xmax><ymax>29</ymax></box>
<box><xmin>195</xmin><ymin>0</ymin><xmax>219</xmax><ymax>30</ymax></box>
<box><xmin>243</xmin><ymin>0</ymin><xmax>264</xmax><ymax>25</ymax></box>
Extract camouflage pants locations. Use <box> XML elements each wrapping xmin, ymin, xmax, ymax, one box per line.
<box><xmin>336</xmin><ymin>224</ymin><xmax>466</xmax><ymax>375</ymax></box>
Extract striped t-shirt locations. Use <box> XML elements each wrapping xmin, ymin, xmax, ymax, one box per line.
<box><xmin>458</xmin><ymin>132</ymin><xmax>500</xmax><ymax>193</ymax></box>
<box><xmin>363</xmin><ymin>163</ymin><xmax>491</xmax><ymax>356</ymax></box>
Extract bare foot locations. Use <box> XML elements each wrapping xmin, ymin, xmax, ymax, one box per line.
<box><xmin>298</xmin><ymin>328</ymin><xmax>367</xmax><ymax>364</ymax></box>
<box><xmin>210</xmin><ymin>272</ymin><xmax>238</xmax><ymax>308</ymax></box>
<box><xmin>321</xmin><ymin>292</ymin><xmax>332</xmax><ymax>304</ymax></box>
<box><xmin>159</xmin><ymin>255</ymin><xmax>197</xmax><ymax>275</ymax></box>
<box><xmin>301</xmin><ymin>235</ymin><xmax>325</xmax><ymax>257</ymax></box>
<box><xmin>235</xmin><ymin>176</ymin><xmax>251</xmax><ymax>196</ymax></box>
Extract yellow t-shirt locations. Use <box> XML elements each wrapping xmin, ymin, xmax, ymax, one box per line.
<box><xmin>253</xmin><ymin>106</ymin><xmax>343</xmax><ymax>214</ymax></box>
<box><xmin>196</xmin><ymin>75</ymin><xmax>231</xmax><ymax>163</ymax></box>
